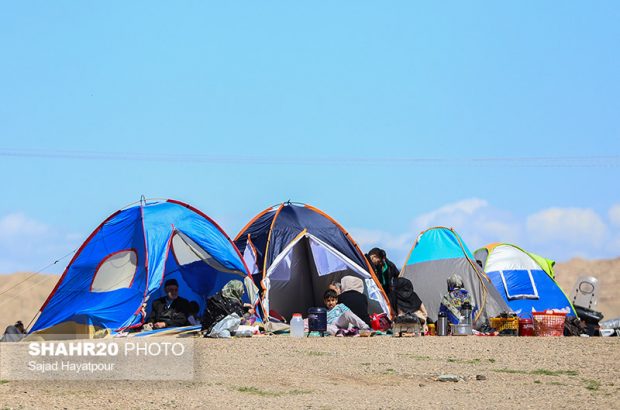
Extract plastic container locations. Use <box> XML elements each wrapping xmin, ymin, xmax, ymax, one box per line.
<box><xmin>234</xmin><ymin>329</ymin><xmax>253</xmax><ymax>337</ymax></box>
<box><xmin>290</xmin><ymin>313</ymin><xmax>304</xmax><ymax>338</ymax></box>
<box><xmin>450</xmin><ymin>323</ymin><xmax>472</xmax><ymax>336</ymax></box>
<box><xmin>490</xmin><ymin>316</ymin><xmax>519</xmax><ymax>336</ymax></box>
<box><xmin>532</xmin><ymin>311</ymin><xmax>566</xmax><ymax>336</ymax></box>
<box><xmin>518</xmin><ymin>318</ymin><xmax>535</xmax><ymax>337</ymax></box>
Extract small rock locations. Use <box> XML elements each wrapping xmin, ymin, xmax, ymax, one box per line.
<box><xmin>476</xmin><ymin>375</ymin><xmax>487</xmax><ymax>381</ymax></box>
<box><xmin>437</xmin><ymin>374</ymin><xmax>462</xmax><ymax>382</ymax></box>
<box><xmin>419</xmin><ymin>383</ymin><xmax>425</xmax><ymax>387</ymax></box>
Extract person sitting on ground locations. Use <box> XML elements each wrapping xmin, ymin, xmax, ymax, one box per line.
<box><xmin>1</xmin><ymin>320</ymin><xmax>26</xmax><ymax>342</ymax></box>
<box><xmin>393</xmin><ymin>277</ymin><xmax>428</xmax><ymax>331</ymax></box>
<box><xmin>187</xmin><ymin>300</ymin><xmax>201</xmax><ymax>326</ymax></box>
<box><xmin>367</xmin><ymin>248</ymin><xmax>400</xmax><ymax>297</ymax></box>
<box><xmin>439</xmin><ymin>274</ymin><xmax>476</xmax><ymax>325</ymax></box>
<box><xmin>338</xmin><ymin>276</ymin><xmax>371</xmax><ymax>326</ymax></box>
<box><xmin>146</xmin><ymin>279</ymin><xmax>191</xmax><ymax>329</ymax></box>
<box><xmin>324</xmin><ymin>289</ymin><xmax>369</xmax><ymax>336</ymax></box>
<box><xmin>202</xmin><ymin>280</ymin><xmax>253</xmax><ymax>334</ymax></box>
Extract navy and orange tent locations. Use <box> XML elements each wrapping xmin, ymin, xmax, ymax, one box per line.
<box><xmin>235</xmin><ymin>202</ymin><xmax>392</xmax><ymax>321</ymax></box>
<box><xmin>30</xmin><ymin>199</ymin><xmax>250</xmax><ymax>338</ymax></box>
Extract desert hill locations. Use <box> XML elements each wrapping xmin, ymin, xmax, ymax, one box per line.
<box><xmin>555</xmin><ymin>257</ymin><xmax>620</xmax><ymax>321</ymax></box>
<box><xmin>0</xmin><ymin>272</ymin><xmax>59</xmax><ymax>332</ymax></box>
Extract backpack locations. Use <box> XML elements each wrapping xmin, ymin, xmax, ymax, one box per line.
<box><xmin>370</xmin><ymin>313</ymin><xmax>392</xmax><ymax>331</ymax></box>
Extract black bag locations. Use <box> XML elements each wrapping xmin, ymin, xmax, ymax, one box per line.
<box><xmin>201</xmin><ymin>293</ymin><xmax>244</xmax><ymax>333</ymax></box>
<box><xmin>563</xmin><ymin>316</ymin><xmax>586</xmax><ymax>336</ymax></box>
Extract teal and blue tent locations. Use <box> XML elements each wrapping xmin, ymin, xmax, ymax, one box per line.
<box><xmin>474</xmin><ymin>243</ymin><xmax>576</xmax><ymax>317</ymax></box>
<box><xmin>400</xmin><ymin>227</ymin><xmax>510</xmax><ymax>324</ymax></box>
<box><xmin>30</xmin><ymin>199</ymin><xmax>250</xmax><ymax>337</ymax></box>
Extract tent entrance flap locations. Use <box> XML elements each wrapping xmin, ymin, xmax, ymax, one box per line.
<box><xmin>264</xmin><ymin>236</ymin><xmax>315</xmax><ymax>319</ymax></box>
<box><xmin>264</xmin><ymin>234</ymin><xmax>379</xmax><ymax>320</ymax></box>
<box><xmin>307</xmin><ymin>234</ymin><xmax>371</xmax><ymax>279</ymax></box>
<box><xmin>172</xmin><ymin>230</ymin><xmax>244</xmax><ymax>275</ymax></box>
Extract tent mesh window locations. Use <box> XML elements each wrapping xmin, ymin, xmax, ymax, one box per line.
<box><xmin>90</xmin><ymin>249</ymin><xmax>137</xmax><ymax>292</ymax></box>
<box><xmin>499</xmin><ymin>269</ymin><xmax>539</xmax><ymax>300</ymax></box>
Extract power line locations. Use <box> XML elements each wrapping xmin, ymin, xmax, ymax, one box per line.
<box><xmin>1</xmin><ymin>148</ymin><xmax>619</xmax><ymax>167</ymax></box>
<box><xmin>0</xmin><ymin>248</ymin><xmax>77</xmax><ymax>298</ymax></box>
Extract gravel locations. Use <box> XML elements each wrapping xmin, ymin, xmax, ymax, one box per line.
<box><xmin>1</xmin><ymin>335</ymin><xmax>618</xmax><ymax>409</ymax></box>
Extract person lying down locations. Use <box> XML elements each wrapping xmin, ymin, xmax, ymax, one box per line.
<box><xmin>323</xmin><ymin>289</ymin><xmax>370</xmax><ymax>336</ymax></box>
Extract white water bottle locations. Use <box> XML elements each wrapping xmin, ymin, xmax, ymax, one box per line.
<box><xmin>290</xmin><ymin>313</ymin><xmax>304</xmax><ymax>338</ymax></box>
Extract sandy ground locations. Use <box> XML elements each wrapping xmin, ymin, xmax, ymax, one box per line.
<box><xmin>1</xmin><ymin>335</ymin><xmax>618</xmax><ymax>409</ymax></box>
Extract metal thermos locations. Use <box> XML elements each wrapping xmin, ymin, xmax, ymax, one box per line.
<box><xmin>461</xmin><ymin>302</ymin><xmax>472</xmax><ymax>326</ymax></box>
<box><xmin>437</xmin><ymin>312</ymin><xmax>449</xmax><ymax>336</ymax></box>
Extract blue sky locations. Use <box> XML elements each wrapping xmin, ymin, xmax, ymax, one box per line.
<box><xmin>1</xmin><ymin>2</ymin><xmax>619</xmax><ymax>273</ymax></box>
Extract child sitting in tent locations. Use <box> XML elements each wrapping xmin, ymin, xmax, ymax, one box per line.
<box><xmin>324</xmin><ymin>289</ymin><xmax>370</xmax><ymax>336</ymax></box>
<box><xmin>439</xmin><ymin>274</ymin><xmax>477</xmax><ymax>324</ymax></box>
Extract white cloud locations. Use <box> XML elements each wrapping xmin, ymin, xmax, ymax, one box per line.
<box><xmin>609</xmin><ymin>204</ymin><xmax>620</xmax><ymax>228</ymax></box>
<box><xmin>413</xmin><ymin>198</ymin><xmax>489</xmax><ymax>230</ymax></box>
<box><xmin>0</xmin><ymin>213</ymin><xmax>49</xmax><ymax>237</ymax></box>
<box><xmin>350</xmin><ymin>198</ymin><xmax>521</xmax><ymax>266</ymax></box>
<box><xmin>411</xmin><ymin>198</ymin><xmax>521</xmax><ymax>251</ymax></box>
<box><xmin>0</xmin><ymin>213</ymin><xmax>81</xmax><ymax>274</ymax></box>
<box><xmin>350</xmin><ymin>199</ymin><xmax>620</xmax><ymax>265</ymax></box>
<box><xmin>526</xmin><ymin>208</ymin><xmax>608</xmax><ymax>248</ymax></box>
<box><xmin>348</xmin><ymin>227</ymin><xmax>414</xmax><ymax>266</ymax></box>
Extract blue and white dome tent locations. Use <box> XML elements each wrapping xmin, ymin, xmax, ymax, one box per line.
<box><xmin>475</xmin><ymin>243</ymin><xmax>576</xmax><ymax>317</ymax></box>
<box><xmin>29</xmin><ymin>199</ymin><xmax>250</xmax><ymax>338</ymax></box>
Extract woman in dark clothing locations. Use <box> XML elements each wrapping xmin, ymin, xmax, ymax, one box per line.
<box><xmin>338</xmin><ymin>276</ymin><xmax>371</xmax><ymax>326</ymax></box>
<box><xmin>201</xmin><ymin>280</ymin><xmax>246</xmax><ymax>334</ymax></box>
<box><xmin>393</xmin><ymin>277</ymin><xmax>428</xmax><ymax>324</ymax></box>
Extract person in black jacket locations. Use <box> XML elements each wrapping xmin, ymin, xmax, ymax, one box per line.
<box><xmin>367</xmin><ymin>248</ymin><xmax>400</xmax><ymax>295</ymax></box>
<box><xmin>147</xmin><ymin>279</ymin><xmax>191</xmax><ymax>329</ymax></box>
<box><xmin>338</xmin><ymin>276</ymin><xmax>371</xmax><ymax>326</ymax></box>
<box><xmin>201</xmin><ymin>280</ymin><xmax>248</xmax><ymax>334</ymax></box>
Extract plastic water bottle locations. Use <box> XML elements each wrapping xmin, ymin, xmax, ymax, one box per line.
<box><xmin>290</xmin><ymin>313</ymin><xmax>304</xmax><ymax>338</ymax></box>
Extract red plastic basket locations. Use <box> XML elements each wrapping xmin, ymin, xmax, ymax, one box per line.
<box><xmin>532</xmin><ymin>311</ymin><xmax>566</xmax><ymax>336</ymax></box>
